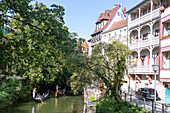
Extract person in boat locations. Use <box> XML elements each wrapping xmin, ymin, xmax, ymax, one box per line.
<box><xmin>55</xmin><ymin>90</ymin><xmax>58</xmax><ymax>97</ymax></box>
<box><xmin>41</xmin><ymin>93</ymin><xmax>45</xmax><ymax>98</ymax></box>
<box><xmin>62</xmin><ymin>88</ymin><xmax>67</xmax><ymax>97</ymax></box>
<box><xmin>55</xmin><ymin>85</ymin><xmax>58</xmax><ymax>97</ymax></box>
<box><xmin>33</xmin><ymin>88</ymin><xmax>36</xmax><ymax>98</ymax></box>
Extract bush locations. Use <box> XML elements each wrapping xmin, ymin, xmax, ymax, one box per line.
<box><xmin>0</xmin><ymin>78</ymin><xmax>32</xmax><ymax>110</ymax></box>
<box><xmin>96</xmin><ymin>97</ymin><xmax>147</xmax><ymax>113</ymax></box>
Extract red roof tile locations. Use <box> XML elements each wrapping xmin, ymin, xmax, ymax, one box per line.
<box><xmin>108</xmin><ymin>19</ymin><xmax>127</xmax><ymax>32</ymax></box>
<box><xmin>91</xmin><ymin>5</ymin><xmax>120</xmax><ymax>36</ymax></box>
<box><xmin>74</xmin><ymin>38</ymin><xmax>89</xmax><ymax>53</ymax></box>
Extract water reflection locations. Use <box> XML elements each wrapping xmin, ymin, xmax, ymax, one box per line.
<box><xmin>2</xmin><ymin>96</ymin><xmax>84</xmax><ymax>113</ymax></box>
<box><xmin>36</xmin><ymin>102</ymin><xmax>44</xmax><ymax>112</ymax></box>
<box><xmin>32</xmin><ymin>106</ymin><xmax>34</xmax><ymax>113</ymax></box>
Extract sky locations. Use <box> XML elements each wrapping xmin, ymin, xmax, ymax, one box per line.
<box><xmin>33</xmin><ymin>0</ymin><xmax>142</xmax><ymax>41</ymax></box>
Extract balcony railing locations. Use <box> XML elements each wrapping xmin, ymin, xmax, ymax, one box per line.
<box><xmin>140</xmin><ymin>12</ymin><xmax>150</xmax><ymax>24</ymax></box>
<box><xmin>130</xmin><ymin>18</ymin><xmax>139</xmax><ymax>28</ymax></box>
<box><xmin>128</xmin><ymin>65</ymin><xmax>159</xmax><ymax>74</ymax></box>
<box><xmin>152</xmin><ymin>8</ymin><xmax>160</xmax><ymax>19</ymax></box>
<box><xmin>129</xmin><ymin>36</ymin><xmax>159</xmax><ymax>50</ymax></box>
<box><xmin>129</xmin><ymin>8</ymin><xmax>159</xmax><ymax>29</ymax></box>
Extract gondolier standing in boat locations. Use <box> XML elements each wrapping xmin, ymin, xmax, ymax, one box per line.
<box><xmin>55</xmin><ymin>85</ymin><xmax>58</xmax><ymax>97</ymax></box>
<box><xmin>33</xmin><ymin>88</ymin><xmax>36</xmax><ymax>98</ymax></box>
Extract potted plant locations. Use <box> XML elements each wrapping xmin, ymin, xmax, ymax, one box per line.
<box><xmin>160</xmin><ymin>6</ymin><xmax>165</xmax><ymax>12</ymax></box>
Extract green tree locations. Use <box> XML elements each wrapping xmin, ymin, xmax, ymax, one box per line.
<box><xmin>68</xmin><ymin>39</ymin><xmax>131</xmax><ymax>103</ymax></box>
<box><xmin>0</xmin><ymin>1</ymin><xmax>76</xmax><ymax>87</ymax></box>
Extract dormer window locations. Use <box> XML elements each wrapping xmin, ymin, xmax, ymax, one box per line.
<box><xmin>108</xmin><ymin>13</ymin><xmax>110</xmax><ymax>17</ymax></box>
<box><xmin>118</xmin><ymin>12</ymin><xmax>120</xmax><ymax>16</ymax></box>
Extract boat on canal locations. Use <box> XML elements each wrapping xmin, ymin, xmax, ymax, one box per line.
<box><xmin>33</xmin><ymin>91</ymin><xmax>49</xmax><ymax>102</ymax></box>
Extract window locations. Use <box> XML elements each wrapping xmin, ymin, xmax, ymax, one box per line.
<box><xmin>141</xmin><ymin>56</ymin><xmax>146</xmax><ymax>66</ymax></box>
<box><xmin>155</xmin><ymin>29</ymin><xmax>160</xmax><ymax>37</ymax></box>
<box><xmin>143</xmin><ymin>33</ymin><xmax>148</xmax><ymax>40</ymax></box>
<box><xmin>148</xmin><ymin>7</ymin><xmax>151</xmax><ymax>13</ymax></box>
<box><xmin>168</xmin><ymin>28</ymin><xmax>170</xmax><ymax>35</ymax></box>
<box><xmin>109</xmin><ymin>33</ymin><xmax>111</xmax><ymax>38</ymax></box>
<box><xmin>143</xmin><ymin>9</ymin><xmax>147</xmax><ymax>15</ymax></box>
<box><xmin>118</xmin><ymin>12</ymin><xmax>120</xmax><ymax>16</ymax></box>
<box><xmin>120</xmin><ymin>30</ymin><xmax>122</xmax><ymax>35</ymax></box>
<box><xmin>82</xmin><ymin>47</ymin><xmax>85</xmax><ymax>50</ymax></box>
<box><xmin>136</xmin><ymin>13</ymin><xmax>139</xmax><ymax>18</ymax></box>
<box><xmin>87</xmin><ymin>48</ymin><xmax>89</xmax><ymax>51</ymax></box>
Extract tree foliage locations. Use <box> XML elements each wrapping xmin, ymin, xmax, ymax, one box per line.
<box><xmin>68</xmin><ymin>39</ymin><xmax>131</xmax><ymax>102</ymax></box>
<box><xmin>0</xmin><ymin>1</ymin><xmax>76</xmax><ymax>87</ymax></box>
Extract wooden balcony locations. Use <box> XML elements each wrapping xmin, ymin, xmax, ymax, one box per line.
<box><xmin>129</xmin><ymin>65</ymin><xmax>159</xmax><ymax>74</ymax></box>
<box><xmin>129</xmin><ymin>8</ymin><xmax>159</xmax><ymax>29</ymax></box>
<box><xmin>129</xmin><ymin>36</ymin><xmax>159</xmax><ymax>50</ymax></box>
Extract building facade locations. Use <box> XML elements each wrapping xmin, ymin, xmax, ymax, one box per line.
<box><xmin>127</xmin><ymin>0</ymin><xmax>161</xmax><ymax>94</ymax></box>
<box><xmin>88</xmin><ymin>4</ymin><xmax>126</xmax><ymax>56</ymax></box>
<box><xmin>74</xmin><ymin>38</ymin><xmax>89</xmax><ymax>54</ymax></box>
<box><xmin>160</xmin><ymin>0</ymin><xmax>170</xmax><ymax>87</ymax></box>
<box><xmin>102</xmin><ymin>19</ymin><xmax>128</xmax><ymax>92</ymax></box>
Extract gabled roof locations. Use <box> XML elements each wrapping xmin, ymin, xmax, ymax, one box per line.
<box><xmin>91</xmin><ymin>5</ymin><xmax>120</xmax><ymax>36</ymax></box>
<box><xmin>104</xmin><ymin>19</ymin><xmax>127</xmax><ymax>33</ymax></box>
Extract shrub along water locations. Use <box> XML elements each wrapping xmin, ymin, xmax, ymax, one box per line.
<box><xmin>0</xmin><ymin>78</ymin><xmax>32</xmax><ymax>110</ymax></box>
<box><xmin>96</xmin><ymin>97</ymin><xmax>147</xmax><ymax>113</ymax></box>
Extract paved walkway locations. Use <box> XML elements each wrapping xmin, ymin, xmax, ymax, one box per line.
<box><xmin>122</xmin><ymin>94</ymin><xmax>170</xmax><ymax>113</ymax></box>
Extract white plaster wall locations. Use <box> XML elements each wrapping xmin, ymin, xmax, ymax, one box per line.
<box><xmin>121</xmin><ymin>74</ymin><xmax>129</xmax><ymax>93</ymax></box>
<box><xmin>160</xmin><ymin>70</ymin><xmax>170</xmax><ymax>78</ymax></box>
<box><xmin>103</xmin><ymin>20</ymin><xmax>108</xmax><ymax>27</ymax></box>
<box><xmin>88</xmin><ymin>42</ymin><xmax>92</xmax><ymax>56</ymax></box>
<box><xmin>102</xmin><ymin>26</ymin><xmax>127</xmax><ymax>45</ymax></box>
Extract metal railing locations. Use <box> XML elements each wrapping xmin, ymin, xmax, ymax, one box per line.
<box><xmin>120</xmin><ymin>92</ymin><xmax>170</xmax><ymax>113</ymax></box>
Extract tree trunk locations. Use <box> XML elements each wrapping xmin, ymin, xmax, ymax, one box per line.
<box><xmin>114</xmin><ymin>80</ymin><xmax>123</xmax><ymax>103</ymax></box>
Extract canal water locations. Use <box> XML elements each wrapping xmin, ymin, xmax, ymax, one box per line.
<box><xmin>2</xmin><ymin>96</ymin><xmax>84</xmax><ymax>113</ymax></box>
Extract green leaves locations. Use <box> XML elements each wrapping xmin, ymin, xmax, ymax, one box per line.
<box><xmin>0</xmin><ymin>1</ymin><xmax>77</xmax><ymax>87</ymax></box>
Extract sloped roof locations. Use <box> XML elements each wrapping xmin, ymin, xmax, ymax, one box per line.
<box><xmin>91</xmin><ymin>5</ymin><xmax>120</xmax><ymax>36</ymax></box>
<box><xmin>106</xmin><ymin>19</ymin><xmax>127</xmax><ymax>32</ymax></box>
<box><xmin>95</xmin><ymin>5</ymin><xmax>119</xmax><ymax>23</ymax></box>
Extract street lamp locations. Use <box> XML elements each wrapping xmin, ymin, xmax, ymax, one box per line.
<box><xmin>152</xmin><ymin>64</ymin><xmax>159</xmax><ymax>113</ymax></box>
